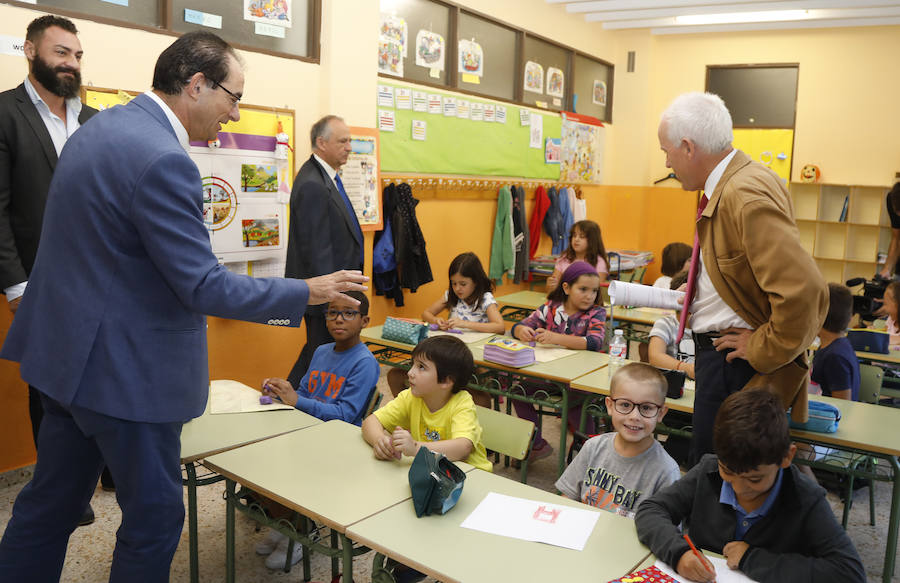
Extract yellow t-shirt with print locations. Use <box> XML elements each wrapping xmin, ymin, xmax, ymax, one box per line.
<box><xmin>373</xmin><ymin>389</ymin><xmax>492</xmax><ymax>472</ymax></box>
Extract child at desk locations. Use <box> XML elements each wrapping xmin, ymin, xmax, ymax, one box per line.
<box><xmin>546</xmin><ymin>220</ymin><xmax>608</xmax><ymax>291</ymax></box>
<box><xmin>878</xmin><ymin>281</ymin><xmax>900</xmax><ymax>348</ymax></box>
<box><xmin>556</xmin><ymin>363</ymin><xmax>680</xmax><ymax>519</ymax></box>
<box><xmin>388</xmin><ymin>252</ymin><xmax>503</xmax><ymax>404</ymax></box>
<box><xmin>811</xmin><ymin>283</ymin><xmax>860</xmax><ymax>401</ymax></box>
<box><xmin>652</xmin><ymin>242</ymin><xmax>692</xmax><ymax>289</ymax></box>
<box><xmin>363</xmin><ymin>335</ymin><xmax>492</xmax><ymax>472</ymax></box>
<box><xmin>648</xmin><ymin>270</ymin><xmax>695</xmax><ymax>379</ymax></box>
<box><xmin>510</xmin><ymin>261</ymin><xmax>606</xmax><ymax>461</ymax></box>
<box><xmin>635</xmin><ymin>388</ymin><xmax>866</xmax><ymax>583</ymax></box>
<box><xmin>254</xmin><ymin>291</ymin><xmax>380</xmax><ymax>570</ymax></box>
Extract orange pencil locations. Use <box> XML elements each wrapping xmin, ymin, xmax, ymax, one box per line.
<box><xmin>683</xmin><ymin>534</ymin><xmax>716</xmax><ymax>582</ymax></box>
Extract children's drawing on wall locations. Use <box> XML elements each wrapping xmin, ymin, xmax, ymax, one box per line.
<box><xmin>546</xmin><ymin>67</ymin><xmax>564</xmax><ymax>99</ymax></box>
<box><xmin>378</xmin><ymin>38</ymin><xmax>403</xmax><ymax>77</ymax></box>
<box><xmin>458</xmin><ymin>39</ymin><xmax>484</xmax><ymax>78</ymax></box>
<box><xmin>241</xmin><ymin>218</ymin><xmax>280</xmax><ymax>247</ymax></box>
<box><xmin>545</xmin><ymin>138</ymin><xmax>561</xmax><ymax>164</ymax></box>
<box><xmin>592</xmin><ymin>80</ymin><xmax>607</xmax><ymax>106</ymax></box>
<box><xmin>529</xmin><ymin>112</ymin><xmax>543</xmax><ymax>149</ymax></box>
<box><xmin>379</xmin><ymin>13</ymin><xmax>407</xmax><ymax>55</ymax></box>
<box><xmin>561</xmin><ymin>118</ymin><xmax>603</xmax><ymax>183</ymax></box>
<box><xmin>240</xmin><ymin>163</ymin><xmax>278</xmax><ymax>192</ymax></box>
<box><xmin>244</xmin><ymin>0</ymin><xmax>292</xmax><ymax>27</ymax></box>
<box><xmin>416</xmin><ymin>30</ymin><xmax>444</xmax><ymax>71</ymax></box>
<box><xmin>524</xmin><ymin>61</ymin><xmax>544</xmax><ymax>94</ymax></box>
<box><xmin>203</xmin><ymin>176</ymin><xmax>239</xmax><ymax>231</ymax></box>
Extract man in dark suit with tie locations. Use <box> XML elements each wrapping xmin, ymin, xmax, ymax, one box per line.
<box><xmin>285</xmin><ymin>115</ymin><xmax>364</xmax><ymax>386</ymax></box>
<box><xmin>0</xmin><ymin>14</ymin><xmax>99</xmax><ymax>524</ymax></box>
<box><xmin>0</xmin><ymin>31</ymin><xmax>366</xmax><ymax>582</ymax></box>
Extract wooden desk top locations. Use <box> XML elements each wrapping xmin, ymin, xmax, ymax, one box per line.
<box><xmin>204</xmin><ymin>420</ymin><xmax>471</xmax><ymax>533</ymax></box>
<box><xmin>610</xmin><ymin>306</ymin><xmax>672</xmax><ymax>326</ymax></box>
<box><xmin>346</xmin><ymin>469</ymin><xmax>651</xmax><ymax>583</ymax></box>
<box><xmin>495</xmin><ymin>290</ymin><xmax>547</xmax><ymax>310</ymax></box>
<box><xmin>569</xmin><ymin>366</ymin><xmax>696</xmax><ymax>413</ymax></box>
<box><xmin>469</xmin><ymin>341</ymin><xmax>609</xmax><ymax>383</ymax></box>
<box><xmin>180</xmin><ymin>382</ymin><xmax>321</xmax><ymax>463</ymax></box>
<box><xmin>856</xmin><ymin>350</ymin><xmax>900</xmax><ymax>365</ymax></box>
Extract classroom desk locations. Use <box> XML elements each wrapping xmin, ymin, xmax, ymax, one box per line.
<box><xmin>347</xmin><ymin>469</ymin><xmax>652</xmax><ymax>583</ymax></box>
<box><xmin>856</xmin><ymin>350</ymin><xmax>900</xmax><ymax>366</ymax></box>
<box><xmin>204</xmin><ymin>420</ymin><xmax>473</xmax><ymax>583</ymax></box>
<box><xmin>570</xmin><ymin>364</ymin><xmax>696</xmax><ymax>414</ymax></box>
<box><xmin>361</xmin><ymin>325</ymin><xmax>609</xmax><ymax>477</ymax></box>
<box><xmin>496</xmin><ymin>290</ymin><xmax>546</xmax><ymax>321</ymax></box>
<box><xmin>180</xmin><ymin>382</ymin><xmax>321</xmax><ymax>583</ymax></box>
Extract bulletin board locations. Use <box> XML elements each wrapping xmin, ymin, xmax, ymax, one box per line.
<box><xmin>83</xmin><ymin>87</ymin><xmax>295</xmax><ymax>264</ymax></box>
<box><xmin>377</xmin><ymin>81</ymin><xmax>562</xmax><ymax>179</ymax></box>
<box><xmin>732</xmin><ymin>128</ymin><xmax>794</xmax><ymax>185</ymax></box>
<box><xmin>346</xmin><ymin>126</ymin><xmax>383</xmax><ymax>231</ymax></box>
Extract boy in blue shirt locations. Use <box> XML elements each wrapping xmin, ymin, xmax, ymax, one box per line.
<box><xmin>255</xmin><ymin>290</ymin><xmax>380</xmax><ymax>569</ymax></box>
<box><xmin>811</xmin><ymin>283</ymin><xmax>860</xmax><ymax>401</ymax></box>
<box><xmin>635</xmin><ymin>388</ymin><xmax>865</xmax><ymax>583</ymax></box>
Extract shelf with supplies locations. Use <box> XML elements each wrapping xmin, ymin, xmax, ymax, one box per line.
<box><xmin>790</xmin><ymin>182</ymin><xmax>892</xmax><ymax>284</ymax></box>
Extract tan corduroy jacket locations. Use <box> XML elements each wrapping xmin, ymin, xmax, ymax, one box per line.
<box><xmin>699</xmin><ymin>150</ymin><xmax>828</xmax><ymax>422</ymax></box>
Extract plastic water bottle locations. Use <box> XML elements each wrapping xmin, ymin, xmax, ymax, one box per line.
<box><xmin>609</xmin><ymin>329</ymin><xmax>627</xmax><ymax>372</ymax></box>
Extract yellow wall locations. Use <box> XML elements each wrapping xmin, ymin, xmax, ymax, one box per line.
<box><xmin>1</xmin><ymin>1</ymin><xmax>899</xmax><ymax>471</ymax></box>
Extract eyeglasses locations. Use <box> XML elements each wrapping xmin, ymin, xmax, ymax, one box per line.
<box><xmin>610</xmin><ymin>398</ymin><xmax>663</xmax><ymax>418</ymax></box>
<box><xmin>325</xmin><ymin>309</ymin><xmax>361</xmax><ymax>321</ymax></box>
<box><xmin>211</xmin><ymin>79</ymin><xmax>241</xmax><ymax>106</ymax></box>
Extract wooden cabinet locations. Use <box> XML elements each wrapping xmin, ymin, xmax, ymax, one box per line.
<box><xmin>789</xmin><ymin>183</ymin><xmax>891</xmax><ymax>284</ymax></box>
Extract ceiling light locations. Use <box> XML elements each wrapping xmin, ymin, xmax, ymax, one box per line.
<box><xmin>674</xmin><ymin>10</ymin><xmax>811</xmax><ymax>26</ymax></box>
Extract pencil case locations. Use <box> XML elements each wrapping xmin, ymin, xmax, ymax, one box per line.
<box><xmin>847</xmin><ymin>329</ymin><xmax>889</xmax><ymax>354</ymax></box>
<box><xmin>482</xmin><ymin>338</ymin><xmax>535</xmax><ymax>367</ymax></box>
<box><xmin>382</xmin><ymin>316</ymin><xmax>428</xmax><ymax>345</ymax></box>
<box><xmin>788</xmin><ymin>400</ymin><xmax>841</xmax><ymax>433</ymax></box>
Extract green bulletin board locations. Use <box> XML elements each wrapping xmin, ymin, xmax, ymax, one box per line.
<box><xmin>379</xmin><ymin>81</ymin><xmax>562</xmax><ymax>179</ymax></box>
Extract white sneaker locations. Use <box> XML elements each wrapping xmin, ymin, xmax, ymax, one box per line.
<box><xmin>255</xmin><ymin>528</ymin><xmax>287</xmax><ymax>556</ymax></box>
<box><xmin>265</xmin><ymin>536</ymin><xmax>303</xmax><ymax>570</ymax></box>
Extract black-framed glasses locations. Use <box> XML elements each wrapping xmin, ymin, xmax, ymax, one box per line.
<box><xmin>325</xmin><ymin>309</ymin><xmax>360</xmax><ymax>321</ymax></box>
<box><xmin>211</xmin><ymin>79</ymin><xmax>241</xmax><ymax>106</ymax></box>
<box><xmin>610</xmin><ymin>398</ymin><xmax>663</xmax><ymax>418</ymax></box>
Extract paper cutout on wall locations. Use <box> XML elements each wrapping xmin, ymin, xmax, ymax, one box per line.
<box><xmin>244</xmin><ymin>0</ymin><xmax>291</xmax><ymax>28</ymax></box>
<box><xmin>545</xmin><ymin>138</ymin><xmax>561</xmax><ymax>164</ymax></box>
<box><xmin>592</xmin><ymin>80</ymin><xmax>607</xmax><ymax>106</ymax></box>
<box><xmin>547</xmin><ymin>67</ymin><xmax>564</xmax><ymax>99</ymax></box>
<box><xmin>380</xmin><ymin>13</ymin><xmax>407</xmax><ymax>56</ymax></box>
<box><xmin>524</xmin><ymin>61</ymin><xmax>544</xmax><ymax>94</ymax></box>
<box><xmin>378</xmin><ymin>38</ymin><xmax>403</xmax><ymax>77</ymax></box>
<box><xmin>415</xmin><ymin>30</ymin><xmax>444</xmax><ymax>71</ymax></box>
<box><xmin>458</xmin><ymin>39</ymin><xmax>484</xmax><ymax>78</ymax></box>
<box><xmin>560</xmin><ymin>116</ymin><xmax>603</xmax><ymax>183</ymax></box>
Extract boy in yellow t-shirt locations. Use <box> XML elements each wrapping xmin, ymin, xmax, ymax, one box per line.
<box><xmin>362</xmin><ymin>335</ymin><xmax>491</xmax><ymax>472</ymax></box>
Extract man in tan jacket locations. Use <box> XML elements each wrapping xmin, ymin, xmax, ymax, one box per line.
<box><xmin>658</xmin><ymin>92</ymin><xmax>827</xmax><ymax>466</ymax></box>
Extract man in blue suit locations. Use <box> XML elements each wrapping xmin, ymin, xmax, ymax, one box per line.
<box><xmin>0</xmin><ymin>31</ymin><xmax>366</xmax><ymax>582</ymax></box>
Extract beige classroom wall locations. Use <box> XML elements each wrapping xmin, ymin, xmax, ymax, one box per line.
<box><xmin>604</xmin><ymin>24</ymin><xmax>900</xmax><ymax>187</ymax></box>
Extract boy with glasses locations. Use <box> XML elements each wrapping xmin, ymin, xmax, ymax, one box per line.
<box><xmin>556</xmin><ymin>362</ymin><xmax>680</xmax><ymax>518</ymax></box>
<box><xmin>254</xmin><ymin>290</ymin><xmax>380</xmax><ymax>569</ymax></box>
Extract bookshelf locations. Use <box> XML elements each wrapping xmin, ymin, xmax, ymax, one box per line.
<box><xmin>790</xmin><ymin>183</ymin><xmax>892</xmax><ymax>284</ymax></box>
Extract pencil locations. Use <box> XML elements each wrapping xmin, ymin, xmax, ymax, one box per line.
<box><xmin>683</xmin><ymin>534</ymin><xmax>716</xmax><ymax>582</ymax></box>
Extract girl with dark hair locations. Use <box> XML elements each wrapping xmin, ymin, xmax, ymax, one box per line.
<box><xmin>547</xmin><ymin>220</ymin><xmax>608</xmax><ymax>291</ymax></box>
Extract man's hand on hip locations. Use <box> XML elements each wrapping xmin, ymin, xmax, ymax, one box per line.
<box><xmin>713</xmin><ymin>327</ymin><xmax>753</xmax><ymax>362</ymax></box>
<box><xmin>305</xmin><ymin>270</ymin><xmax>369</xmax><ymax>305</ymax></box>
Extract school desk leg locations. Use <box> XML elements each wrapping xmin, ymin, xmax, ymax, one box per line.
<box><xmin>884</xmin><ymin>456</ymin><xmax>900</xmax><ymax>582</ymax></box>
<box><xmin>226</xmin><ymin>479</ymin><xmax>236</xmax><ymax>583</ymax></box>
<box><xmin>341</xmin><ymin>533</ymin><xmax>354</xmax><ymax>583</ymax></box>
<box><xmin>185</xmin><ymin>461</ymin><xmax>200</xmax><ymax>583</ymax></box>
<box><xmin>559</xmin><ymin>388</ymin><xmax>569</xmax><ymax>478</ymax></box>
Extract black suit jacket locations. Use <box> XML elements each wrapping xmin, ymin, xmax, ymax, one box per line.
<box><xmin>284</xmin><ymin>155</ymin><xmax>363</xmax><ymax>282</ymax></box>
<box><xmin>0</xmin><ymin>83</ymin><xmax>98</xmax><ymax>290</ymax></box>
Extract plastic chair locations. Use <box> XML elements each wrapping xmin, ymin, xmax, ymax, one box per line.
<box><xmin>363</xmin><ymin>387</ymin><xmax>383</xmax><ymax>417</ymax></box>
<box><xmin>475</xmin><ymin>405</ymin><xmax>535</xmax><ymax>483</ymax></box>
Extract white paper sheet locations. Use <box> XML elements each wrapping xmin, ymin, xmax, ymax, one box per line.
<box><xmin>209</xmin><ymin>380</ymin><xmax>294</xmax><ymax>414</ymax></box>
<box><xmin>609</xmin><ymin>280</ymin><xmax>685</xmax><ymax>310</ymax></box>
<box><xmin>653</xmin><ymin>558</ymin><xmax>760</xmax><ymax>583</ymax></box>
<box><xmin>532</xmin><ymin>345</ymin><xmax>578</xmax><ymax>363</ymax></box>
<box><xmin>427</xmin><ymin>329</ymin><xmax>495</xmax><ymax>344</ymax></box>
<box><xmin>460</xmin><ymin>492</ymin><xmax>600</xmax><ymax>551</ymax></box>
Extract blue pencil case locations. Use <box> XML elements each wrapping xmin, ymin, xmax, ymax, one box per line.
<box><xmin>847</xmin><ymin>329</ymin><xmax>889</xmax><ymax>354</ymax></box>
<box><xmin>788</xmin><ymin>401</ymin><xmax>841</xmax><ymax>433</ymax></box>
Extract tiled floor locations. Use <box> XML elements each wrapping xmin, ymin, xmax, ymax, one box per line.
<box><xmin>0</xmin><ymin>368</ymin><xmax>897</xmax><ymax>582</ymax></box>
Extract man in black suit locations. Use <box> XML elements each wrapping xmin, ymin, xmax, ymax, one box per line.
<box><xmin>0</xmin><ymin>15</ymin><xmax>98</xmax><ymax>524</ymax></box>
<box><xmin>285</xmin><ymin>115</ymin><xmax>363</xmax><ymax>386</ymax></box>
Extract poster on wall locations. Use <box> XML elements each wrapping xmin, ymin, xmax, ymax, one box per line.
<box><xmin>378</xmin><ymin>38</ymin><xmax>403</xmax><ymax>77</ymax></box>
<box><xmin>524</xmin><ymin>61</ymin><xmax>544</xmax><ymax>94</ymax></box>
<box><xmin>341</xmin><ymin>128</ymin><xmax>382</xmax><ymax>230</ymax></box>
<box><xmin>244</xmin><ymin>0</ymin><xmax>292</xmax><ymax>28</ymax></box>
<box><xmin>380</xmin><ymin>13</ymin><xmax>407</xmax><ymax>56</ymax></box>
<box><xmin>560</xmin><ymin>113</ymin><xmax>604</xmax><ymax>183</ymax></box>
<box><xmin>545</xmin><ymin>138</ymin><xmax>561</xmax><ymax>164</ymax></box>
<box><xmin>592</xmin><ymin>80</ymin><xmax>607</xmax><ymax>106</ymax></box>
<box><xmin>458</xmin><ymin>39</ymin><xmax>484</xmax><ymax>78</ymax></box>
<box><xmin>546</xmin><ymin>67</ymin><xmax>564</xmax><ymax>99</ymax></box>
<box><xmin>415</xmin><ymin>30</ymin><xmax>444</xmax><ymax>71</ymax></box>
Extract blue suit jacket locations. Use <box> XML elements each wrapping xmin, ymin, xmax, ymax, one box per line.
<box><xmin>1</xmin><ymin>94</ymin><xmax>308</xmax><ymax>423</ymax></box>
